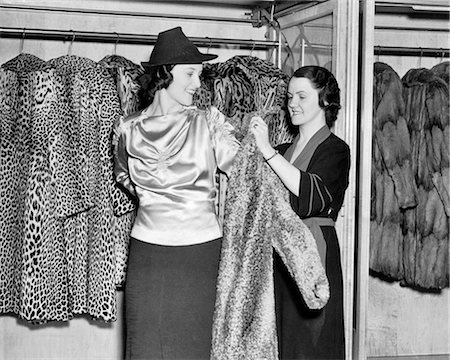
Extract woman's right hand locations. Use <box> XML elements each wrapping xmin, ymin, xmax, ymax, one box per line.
<box><xmin>249</xmin><ymin>116</ymin><xmax>275</xmax><ymax>159</ymax></box>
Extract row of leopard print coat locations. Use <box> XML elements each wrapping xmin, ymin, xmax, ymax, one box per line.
<box><xmin>0</xmin><ymin>53</ymin><xmax>138</xmax><ymax>322</ymax></box>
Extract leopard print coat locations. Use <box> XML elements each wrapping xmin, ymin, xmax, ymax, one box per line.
<box><xmin>0</xmin><ymin>67</ymin><xmax>21</xmax><ymax>315</ymax></box>
<box><xmin>1</xmin><ymin>54</ymin><xmax>80</xmax><ymax>321</ymax></box>
<box><xmin>48</xmin><ymin>55</ymin><xmax>127</xmax><ymax>320</ymax></box>
<box><xmin>0</xmin><ymin>54</ymin><xmax>132</xmax><ymax>322</ymax></box>
<box><xmin>98</xmin><ymin>55</ymin><xmax>142</xmax><ymax>286</ymax></box>
<box><xmin>211</xmin><ymin>125</ymin><xmax>329</xmax><ymax>359</ymax></box>
<box><xmin>196</xmin><ymin>56</ymin><xmax>295</xmax><ymax>225</ymax></box>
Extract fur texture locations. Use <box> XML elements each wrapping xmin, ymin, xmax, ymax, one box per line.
<box><xmin>211</xmin><ymin>128</ymin><xmax>329</xmax><ymax>359</ymax></box>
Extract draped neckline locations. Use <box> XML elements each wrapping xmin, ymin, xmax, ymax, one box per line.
<box><xmin>135</xmin><ymin>106</ymin><xmax>195</xmax><ymax>162</ymax></box>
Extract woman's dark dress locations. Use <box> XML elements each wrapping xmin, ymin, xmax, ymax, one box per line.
<box><xmin>275</xmin><ymin>131</ymin><xmax>350</xmax><ymax>359</ymax></box>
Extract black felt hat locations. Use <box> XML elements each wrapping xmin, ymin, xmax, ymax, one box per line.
<box><xmin>141</xmin><ymin>27</ymin><xmax>218</xmax><ymax>68</ymax></box>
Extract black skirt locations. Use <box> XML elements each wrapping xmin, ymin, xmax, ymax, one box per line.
<box><xmin>124</xmin><ymin>237</ymin><xmax>222</xmax><ymax>360</ymax></box>
<box><xmin>274</xmin><ymin>226</ymin><xmax>345</xmax><ymax>360</ymax></box>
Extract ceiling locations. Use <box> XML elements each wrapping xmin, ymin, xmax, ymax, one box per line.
<box><xmin>132</xmin><ymin>1</ymin><xmax>326</xmax><ymax>22</ymax></box>
<box><xmin>158</xmin><ymin>0</ymin><xmax>276</xmax><ymax>6</ymax></box>
<box><xmin>146</xmin><ymin>1</ymin><xmax>324</xmax><ymax>10</ymax></box>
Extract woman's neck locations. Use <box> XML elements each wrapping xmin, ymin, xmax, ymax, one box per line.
<box><xmin>298</xmin><ymin>117</ymin><xmax>327</xmax><ymax>143</ymax></box>
<box><xmin>146</xmin><ymin>90</ymin><xmax>184</xmax><ymax>116</ymax></box>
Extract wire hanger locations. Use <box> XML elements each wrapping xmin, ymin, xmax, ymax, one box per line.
<box><xmin>250</xmin><ymin>40</ymin><xmax>255</xmax><ymax>57</ymax></box>
<box><xmin>19</xmin><ymin>28</ymin><xmax>26</xmax><ymax>54</ymax></box>
<box><xmin>68</xmin><ymin>30</ymin><xmax>75</xmax><ymax>55</ymax></box>
<box><xmin>206</xmin><ymin>37</ymin><xmax>212</xmax><ymax>54</ymax></box>
<box><xmin>114</xmin><ymin>32</ymin><xmax>120</xmax><ymax>55</ymax></box>
<box><xmin>417</xmin><ymin>47</ymin><xmax>423</xmax><ymax>68</ymax></box>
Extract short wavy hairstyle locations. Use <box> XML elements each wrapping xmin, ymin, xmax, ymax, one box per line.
<box><xmin>291</xmin><ymin>66</ymin><xmax>341</xmax><ymax>128</ymax></box>
<box><xmin>138</xmin><ymin>64</ymin><xmax>175</xmax><ymax>107</ymax></box>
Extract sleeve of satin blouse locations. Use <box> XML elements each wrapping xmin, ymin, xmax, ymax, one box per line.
<box><xmin>112</xmin><ymin>116</ymin><xmax>136</xmax><ymax>197</ymax></box>
<box><xmin>206</xmin><ymin>107</ymin><xmax>240</xmax><ymax>176</ymax></box>
<box><xmin>294</xmin><ymin>140</ymin><xmax>350</xmax><ymax>217</ymax></box>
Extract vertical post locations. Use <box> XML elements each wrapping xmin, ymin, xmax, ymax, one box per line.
<box><xmin>277</xmin><ymin>34</ymin><xmax>282</xmax><ymax>69</ymax></box>
<box><xmin>301</xmin><ymin>37</ymin><xmax>306</xmax><ymax>67</ymax></box>
<box><xmin>355</xmin><ymin>0</ymin><xmax>374</xmax><ymax>359</ymax></box>
<box><xmin>333</xmin><ymin>1</ymin><xmax>360</xmax><ymax>359</ymax></box>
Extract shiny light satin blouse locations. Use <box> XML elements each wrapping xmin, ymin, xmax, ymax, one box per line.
<box><xmin>114</xmin><ymin>106</ymin><xmax>240</xmax><ymax>246</ymax></box>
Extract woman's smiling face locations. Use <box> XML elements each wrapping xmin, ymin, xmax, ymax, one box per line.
<box><xmin>287</xmin><ymin>77</ymin><xmax>324</xmax><ymax>127</ymax></box>
<box><xmin>165</xmin><ymin>64</ymin><xmax>203</xmax><ymax>107</ymax></box>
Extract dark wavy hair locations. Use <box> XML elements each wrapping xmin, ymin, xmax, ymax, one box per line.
<box><xmin>138</xmin><ymin>64</ymin><xmax>175</xmax><ymax>108</ymax></box>
<box><xmin>291</xmin><ymin>66</ymin><xmax>341</xmax><ymax>128</ymax></box>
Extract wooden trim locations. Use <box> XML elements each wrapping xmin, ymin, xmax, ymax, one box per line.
<box><xmin>333</xmin><ymin>1</ymin><xmax>359</xmax><ymax>360</ymax></box>
<box><xmin>333</xmin><ymin>1</ymin><xmax>359</xmax><ymax>359</ymax></box>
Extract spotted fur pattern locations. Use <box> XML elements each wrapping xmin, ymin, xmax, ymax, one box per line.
<box><xmin>99</xmin><ymin>55</ymin><xmax>142</xmax><ymax>286</ymax></box>
<box><xmin>0</xmin><ymin>68</ymin><xmax>21</xmax><ymax>315</ymax></box>
<box><xmin>48</xmin><ymin>55</ymin><xmax>129</xmax><ymax>320</ymax></box>
<box><xmin>0</xmin><ymin>54</ymin><xmax>129</xmax><ymax>322</ymax></box>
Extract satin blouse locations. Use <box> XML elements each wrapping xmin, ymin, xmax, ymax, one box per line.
<box><xmin>114</xmin><ymin>106</ymin><xmax>240</xmax><ymax>246</ymax></box>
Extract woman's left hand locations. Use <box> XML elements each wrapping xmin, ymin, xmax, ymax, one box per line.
<box><xmin>250</xmin><ymin>116</ymin><xmax>274</xmax><ymax>158</ymax></box>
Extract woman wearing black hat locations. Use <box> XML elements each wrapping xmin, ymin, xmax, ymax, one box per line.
<box><xmin>113</xmin><ymin>27</ymin><xmax>240</xmax><ymax>359</ymax></box>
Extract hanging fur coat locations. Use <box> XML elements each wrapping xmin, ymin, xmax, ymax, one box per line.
<box><xmin>431</xmin><ymin>61</ymin><xmax>449</xmax><ymax>85</ymax></box>
<box><xmin>196</xmin><ymin>56</ymin><xmax>293</xmax><ymax>225</ymax></box>
<box><xmin>211</xmin><ymin>125</ymin><xmax>329</xmax><ymax>359</ymax></box>
<box><xmin>200</xmin><ymin>56</ymin><xmax>293</xmax><ymax>145</ymax></box>
<box><xmin>370</xmin><ymin>62</ymin><xmax>417</xmax><ymax>280</ymax></box>
<box><xmin>0</xmin><ymin>67</ymin><xmax>21</xmax><ymax>315</ymax></box>
<box><xmin>47</xmin><ymin>54</ymin><xmax>132</xmax><ymax>319</ymax></box>
<box><xmin>0</xmin><ymin>54</ymin><xmax>82</xmax><ymax>321</ymax></box>
<box><xmin>98</xmin><ymin>55</ymin><xmax>142</xmax><ymax>286</ymax></box>
<box><xmin>224</xmin><ymin>55</ymin><xmax>295</xmax><ymax>146</ymax></box>
<box><xmin>402</xmin><ymin>67</ymin><xmax>449</xmax><ymax>289</ymax></box>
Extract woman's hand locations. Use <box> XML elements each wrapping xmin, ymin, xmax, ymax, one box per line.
<box><xmin>249</xmin><ymin>116</ymin><xmax>275</xmax><ymax>159</ymax></box>
<box><xmin>249</xmin><ymin>116</ymin><xmax>300</xmax><ymax>196</ymax></box>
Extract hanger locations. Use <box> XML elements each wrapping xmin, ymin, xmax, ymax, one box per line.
<box><xmin>280</xmin><ymin>32</ymin><xmax>294</xmax><ymax>75</ymax></box>
<box><xmin>250</xmin><ymin>40</ymin><xmax>255</xmax><ymax>57</ymax></box>
<box><xmin>206</xmin><ymin>37</ymin><xmax>212</xmax><ymax>54</ymax></box>
<box><xmin>375</xmin><ymin>46</ymin><xmax>380</xmax><ymax>63</ymax></box>
<box><xmin>68</xmin><ymin>30</ymin><xmax>75</xmax><ymax>55</ymax></box>
<box><xmin>20</xmin><ymin>28</ymin><xmax>26</xmax><ymax>54</ymax></box>
<box><xmin>418</xmin><ymin>47</ymin><xmax>423</xmax><ymax>68</ymax></box>
<box><xmin>114</xmin><ymin>32</ymin><xmax>120</xmax><ymax>55</ymax></box>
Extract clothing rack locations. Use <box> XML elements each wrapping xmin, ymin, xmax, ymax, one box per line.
<box><xmin>0</xmin><ymin>27</ymin><xmax>279</xmax><ymax>50</ymax></box>
<box><xmin>0</xmin><ymin>4</ymin><xmax>257</xmax><ymax>24</ymax></box>
<box><xmin>374</xmin><ymin>45</ymin><xmax>450</xmax><ymax>57</ymax></box>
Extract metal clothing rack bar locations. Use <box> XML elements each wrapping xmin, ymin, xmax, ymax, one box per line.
<box><xmin>0</xmin><ymin>4</ymin><xmax>257</xmax><ymax>24</ymax></box>
<box><xmin>375</xmin><ymin>25</ymin><xmax>449</xmax><ymax>32</ymax></box>
<box><xmin>0</xmin><ymin>27</ymin><xmax>278</xmax><ymax>50</ymax></box>
<box><xmin>374</xmin><ymin>45</ymin><xmax>450</xmax><ymax>57</ymax></box>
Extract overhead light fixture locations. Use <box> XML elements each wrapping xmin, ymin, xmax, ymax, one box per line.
<box><xmin>411</xmin><ymin>5</ymin><xmax>450</xmax><ymax>12</ymax></box>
